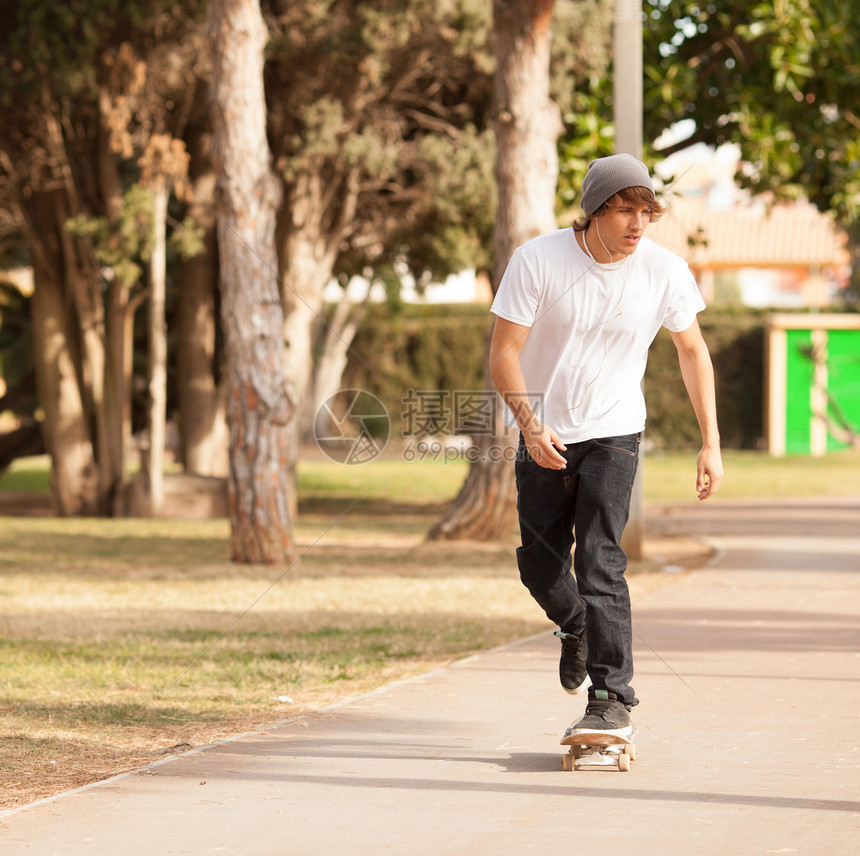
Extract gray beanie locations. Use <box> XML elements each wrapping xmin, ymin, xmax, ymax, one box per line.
<box><xmin>580</xmin><ymin>154</ymin><xmax>654</xmax><ymax>216</ymax></box>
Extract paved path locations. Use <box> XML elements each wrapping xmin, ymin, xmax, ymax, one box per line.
<box><xmin>2</xmin><ymin>497</ymin><xmax>858</xmax><ymax>855</ymax></box>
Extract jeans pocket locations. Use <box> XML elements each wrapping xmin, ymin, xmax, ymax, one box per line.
<box><xmin>588</xmin><ymin>433</ymin><xmax>641</xmax><ymax>492</ymax></box>
<box><xmin>590</xmin><ymin>433</ymin><xmax>641</xmax><ymax>457</ymax></box>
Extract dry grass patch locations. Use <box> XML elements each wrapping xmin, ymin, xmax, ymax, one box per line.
<box><xmin>0</xmin><ymin>507</ymin><xmax>702</xmax><ymax>811</ymax></box>
<box><xmin>0</xmin><ymin>513</ymin><xmax>516</xmax><ymax>809</ymax></box>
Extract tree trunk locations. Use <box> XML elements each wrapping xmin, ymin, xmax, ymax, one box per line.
<box><xmin>98</xmin><ymin>88</ymin><xmax>137</xmax><ymax>511</ymax></box>
<box><xmin>280</xmin><ymin>266</ymin><xmax>322</xmax><ymax>521</ymax></box>
<box><xmin>44</xmin><ymin>107</ymin><xmax>117</xmax><ymax>513</ymax></box>
<box><xmin>29</xmin><ymin>193</ymin><xmax>100</xmax><ymax>516</ymax></box>
<box><xmin>277</xmin><ymin>169</ymin><xmax>358</xmax><ymax>517</ymax></box>
<box><xmin>428</xmin><ymin>0</ymin><xmax>561</xmax><ymax>541</ymax></box>
<box><xmin>177</xmin><ymin>127</ymin><xmax>228</xmax><ymax>478</ymax></box>
<box><xmin>208</xmin><ymin>0</ymin><xmax>295</xmax><ymax>563</ymax></box>
<box><xmin>145</xmin><ymin>175</ymin><xmax>169</xmax><ymax>514</ymax></box>
<box><xmin>306</xmin><ymin>289</ymin><xmax>368</xmax><ymax>442</ymax></box>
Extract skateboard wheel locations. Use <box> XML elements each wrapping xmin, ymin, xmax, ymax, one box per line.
<box><xmin>618</xmin><ymin>754</ymin><xmax>631</xmax><ymax>772</ymax></box>
<box><xmin>562</xmin><ymin>753</ymin><xmax>573</xmax><ymax>771</ymax></box>
<box><xmin>571</xmin><ymin>745</ymin><xmax>582</xmax><ymax>759</ymax></box>
<box><xmin>625</xmin><ymin>744</ymin><xmax>637</xmax><ymax>761</ymax></box>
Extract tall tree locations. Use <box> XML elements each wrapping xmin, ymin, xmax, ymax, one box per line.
<box><xmin>208</xmin><ymin>0</ymin><xmax>295</xmax><ymax>563</ymax></box>
<box><xmin>264</xmin><ymin>0</ymin><xmax>497</xmax><ymax>503</ymax></box>
<box><xmin>139</xmin><ymin>135</ymin><xmax>194</xmax><ymax>513</ymax></box>
<box><xmin>643</xmin><ymin>0</ymin><xmax>860</xmax><ymax>296</ymax></box>
<box><xmin>429</xmin><ymin>0</ymin><xmax>562</xmax><ymax>540</ymax></box>
<box><xmin>176</xmin><ymin>113</ymin><xmax>229</xmax><ymax>478</ymax></box>
<box><xmin>0</xmin><ymin>1</ymin><xmax>206</xmax><ymax>514</ymax></box>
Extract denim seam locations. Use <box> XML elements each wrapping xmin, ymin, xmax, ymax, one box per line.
<box><xmin>589</xmin><ymin>439</ymin><xmax>636</xmax><ymax>456</ymax></box>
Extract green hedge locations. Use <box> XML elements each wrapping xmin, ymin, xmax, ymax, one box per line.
<box><xmin>645</xmin><ymin>313</ymin><xmax>765</xmax><ymax>450</ymax></box>
<box><xmin>342</xmin><ymin>303</ymin><xmax>765</xmax><ymax>449</ymax></box>
<box><xmin>343</xmin><ymin>303</ymin><xmax>492</xmax><ymax>436</ymax></box>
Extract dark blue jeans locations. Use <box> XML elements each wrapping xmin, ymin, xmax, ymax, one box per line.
<box><xmin>515</xmin><ymin>432</ymin><xmax>641</xmax><ymax>707</ymax></box>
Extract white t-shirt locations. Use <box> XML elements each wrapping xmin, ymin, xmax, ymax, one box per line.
<box><xmin>491</xmin><ymin>227</ymin><xmax>705</xmax><ymax>443</ymax></box>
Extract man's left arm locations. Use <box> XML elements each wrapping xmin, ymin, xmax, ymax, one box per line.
<box><xmin>670</xmin><ymin>319</ymin><xmax>724</xmax><ymax>500</ymax></box>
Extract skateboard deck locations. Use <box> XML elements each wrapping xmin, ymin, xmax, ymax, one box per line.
<box><xmin>560</xmin><ymin>724</ymin><xmax>637</xmax><ymax>771</ymax></box>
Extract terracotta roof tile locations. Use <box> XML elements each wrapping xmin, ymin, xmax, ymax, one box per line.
<box><xmin>647</xmin><ymin>200</ymin><xmax>849</xmax><ymax>268</ymax></box>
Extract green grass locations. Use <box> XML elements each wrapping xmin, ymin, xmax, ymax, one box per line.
<box><xmin>301</xmin><ymin>447</ymin><xmax>860</xmax><ymax>505</ymax></box>
<box><xmin>298</xmin><ymin>454</ymin><xmax>469</xmax><ymax>504</ymax></box>
<box><xmin>5</xmin><ymin>448</ymin><xmax>860</xmax><ymax>506</ymax></box>
<box><xmin>641</xmin><ymin>448</ymin><xmax>860</xmax><ymax>503</ymax></box>
<box><xmin>0</xmin><ymin>462</ymin><xmax>51</xmax><ymax>493</ymax></box>
<box><xmin>299</xmin><ymin>447</ymin><xmax>860</xmax><ymax>507</ymax></box>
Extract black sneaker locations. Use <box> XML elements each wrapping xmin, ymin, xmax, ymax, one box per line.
<box><xmin>554</xmin><ymin>629</ymin><xmax>588</xmax><ymax>695</ymax></box>
<box><xmin>564</xmin><ymin>688</ymin><xmax>633</xmax><ymax>739</ymax></box>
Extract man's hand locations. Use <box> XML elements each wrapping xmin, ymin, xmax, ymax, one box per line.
<box><xmin>524</xmin><ymin>424</ymin><xmax>567</xmax><ymax>470</ymax></box>
<box><xmin>696</xmin><ymin>446</ymin><xmax>723</xmax><ymax>500</ymax></box>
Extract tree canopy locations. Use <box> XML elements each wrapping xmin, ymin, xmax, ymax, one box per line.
<box><xmin>643</xmin><ymin>1</ymin><xmax>860</xmax><ymax>239</ymax></box>
<box><xmin>2</xmin><ymin>0</ymin><xmax>858</xmax><ymax>517</ymax></box>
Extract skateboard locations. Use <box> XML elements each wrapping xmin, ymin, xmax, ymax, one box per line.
<box><xmin>560</xmin><ymin>724</ymin><xmax>637</xmax><ymax>772</ymax></box>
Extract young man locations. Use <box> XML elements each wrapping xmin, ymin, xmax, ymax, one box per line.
<box><xmin>489</xmin><ymin>153</ymin><xmax>722</xmax><ymax>738</ymax></box>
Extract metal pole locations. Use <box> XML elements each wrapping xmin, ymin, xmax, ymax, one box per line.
<box><xmin>614</xmin><ymin>0</ymin><xmax>645</xmax><ymax>560</ymax></box>
<box><xmin>613</xmin><ymin>0</ymin><xmax>643</xmax><ymax>158</ymax></box>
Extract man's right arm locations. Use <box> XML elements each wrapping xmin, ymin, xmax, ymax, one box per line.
<box><xmin>489</xmin><ymin>317</ymin><xmax>567</xmax><ymax>470</ymax></box>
